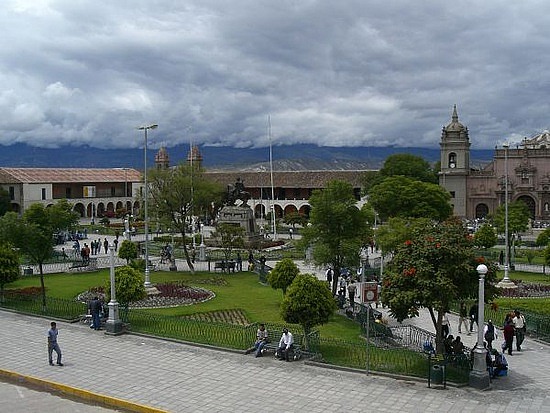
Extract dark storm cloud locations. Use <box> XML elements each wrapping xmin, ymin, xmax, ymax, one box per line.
<box><xmin>1</xmin><ymin>0</ymin><xmax>550</xmax><ymax>150</ymax></box>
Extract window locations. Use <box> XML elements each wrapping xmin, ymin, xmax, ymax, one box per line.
<box><xmin>111</xmin><ymin>186</ymin><xmax>116</xmax><ymax>196</ymax></box>
<box><xmin>9</xmin><ymin>186</ymin><xmax>14</xmax><ymax>200</ymax></box>
<box><xmin>41</xmin><ymin>188</ymin><xmax>46</xmax><ymax>200</ymax></box>
<box><xmin>66</xmin><ymin>187</ymin><xmax>72</xmax><ymax>198</ymax></box>
<box><xmin>448</xmin><ymin>153</ymin><xmax>457</xmax><ymax>169</ymax></box>
<box><xmin>449</xmin><ymin>191</ymin><xmax>456</xmax><ymax>198</ymax></box>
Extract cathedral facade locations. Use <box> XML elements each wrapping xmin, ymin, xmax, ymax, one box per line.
<box><xmin>440</xmin><ymin>106</ymin><xmax>550</xmax><ymax>223</ymax></box>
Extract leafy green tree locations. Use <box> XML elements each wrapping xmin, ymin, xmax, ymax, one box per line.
<box><xmin>363</xmin><ymin>154</ymin><xmax>438</xmax><ymax>194</ymax></box>
<box><xmin>149</xmin><ymin>164</ymin><xmax>223</xmax><ymax>272</ymax></box>
<box><xmin>300</xmin><ymin>180</ymin><xmax>368</xmax><ymax>295</ymax></box>
<box><xmin>378</xmin><ymin>153</ymin><xmax>439</xmax><ymax>184</ymax></box>
<box><xmin>544</xmin><ymin>244</ymin><xmax>550</xmax><ymax>268</ymax></box>
<box><xmin>212</xmin><ymin>223</ymin><xmax>245</xmax><ymax>263</ymax></box>
<box><xmin>0</xmin><ymin>202</ymin><xmax>78</xmax><ymax>311</ymax></box>
<box><xmin>491</xmin><ymin>200</ymin><xmax>530</xmax><ymax>266</ymax></box>
<box><xmin>0</xmin><ymin>242</ymin><xmax>19</xmax><ymax>302</ymax></box>
<box><xmin>118</xmin><ymin>240</ymin><xmax>138</xmax><ymax>264</ymax></box>
<box><xmin>536</xmin><ymin>228</ymin><xmax>550</xmax><ymax>247</ymax></box>
<box><xmin>369</xmin><ymin>176</ymin><xmax>452</xmax><ymax>221</ymax></box>
<box><xmin>375</xmin><ymin>217</ymin><xmax>432</xmax><ymax>256</ymax></box>
<box><xmin>0</xmin><ymin>188</ymin><xmax>10</xmax><ymax>217</ymax></box>
<box><xmin>106</xmin><ymin>266</ymin><xmax>147</xmax><ymax>306</ymax></box>
<box><xmin>381</xmin><ymin>217</ymin><xmax>498</xmax><ymax>353</ymax></box>
<box><xmin>283</xmin><ymin>211</ymin><xmax>308</xmax><ymax>228</ymax></box>
<box><xmin>281</xmin><ymin>273</ymin><xmax>336</xmax><ymax>349</ymax></box>
<box><xmin>473</xmin><ymin>224</ymin><xmax>498</xmax><ymax>249</ymax></box>
<box><xmin>267</xmin><ymin>258</ymin><xmax>300</xmax><ymax>295</ymax></box>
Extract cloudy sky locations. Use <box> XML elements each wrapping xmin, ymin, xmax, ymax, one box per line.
<box><xmin>2</xmin><ymin>1</ymin><xmax>550</xmax><ymax>151</ymax></box>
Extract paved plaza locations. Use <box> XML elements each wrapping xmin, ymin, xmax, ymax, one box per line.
<box><xmin>1</xmin><ymin>308</ymin><xmax>550</xmax><ymax>412</ymax></box>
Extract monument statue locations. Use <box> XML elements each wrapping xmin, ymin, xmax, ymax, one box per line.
<box><xmin>225</xmin><ymin>178</ymin><xmax>251</xmax><ymax>206</ymax></box>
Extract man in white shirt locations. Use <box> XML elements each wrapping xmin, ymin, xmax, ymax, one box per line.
<box><xmin>276</xmin><ymin>328</ymin><xmax>294</xmax><ymax>361</ymax></box>
<box><xmin>513</xmin><ymin>310</ymin><xmax>526</xmax><ymax>351</ymax></box>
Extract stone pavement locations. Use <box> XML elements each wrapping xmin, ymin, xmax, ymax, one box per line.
<box><xmin>1</xmin><ymin>309</ymin><xmax>550</xmax><ymax>412</ymax></box>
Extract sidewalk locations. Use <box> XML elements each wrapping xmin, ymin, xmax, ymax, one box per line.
<box><xmin>1</xmin><ymin>310</ymin><xmax>550</xmax><ymax>412</ymax></box>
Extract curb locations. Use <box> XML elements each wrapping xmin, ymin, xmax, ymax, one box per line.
<box><xmin>0</xmin><ymin>368</ymin><xmax>169</xmax><ymax>413</ymax></box>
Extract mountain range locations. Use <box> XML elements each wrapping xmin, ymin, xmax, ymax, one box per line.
<box><xmin>0</xmin><ymin>143</ymin><xmax>494</xmax><ymax>171</ymax></box>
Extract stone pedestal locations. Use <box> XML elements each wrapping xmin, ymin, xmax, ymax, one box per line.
<box><xmin>218</xmin><ymin>205</ymin><xmax>261</xmax><ymax>242</ymax></box>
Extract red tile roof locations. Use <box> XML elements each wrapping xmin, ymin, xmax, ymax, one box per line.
<box><xmin>0</xmin><ymin>168</ymin><xmax>142</xmax><ymax>184</ymax></box>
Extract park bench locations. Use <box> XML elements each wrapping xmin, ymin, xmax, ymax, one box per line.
<box><xmin>214</xmin><ymin>261</ymin><xmax>235</xmax><ymax>273</ymax></box>
<box><xmin>259</xmin><ymin>329</ymin><xmax>303</xmax><ymax>361</ymax></box>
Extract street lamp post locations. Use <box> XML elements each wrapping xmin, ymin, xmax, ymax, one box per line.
<box><xmin>105</xmin><ymin>243</ymin><xmax>123</xmax><ymax>335</ymax></box>
<box><xmin>199</xmin><ymin>223</ymin><xmax>206</xmax><ymax>261</ymax></box>
<box><xmin>138</xmin><ymin>124</ymin><xmax>158</xmax><ymax>288</ymax></box>
<box><xmin>498</xmin><ymin>143</ymin><xmax>516</xmax><ymax>289</ymax></box>
<box><xmin>469</xmin><ymin>263</ymin><xmax>490</xmax><ymax>389</ymax></box>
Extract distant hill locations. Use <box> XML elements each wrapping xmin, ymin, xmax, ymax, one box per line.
<box><xmin>0</xmin><ymin>142</ymin><xmax>493</xmax><ymax>170</ymax></box>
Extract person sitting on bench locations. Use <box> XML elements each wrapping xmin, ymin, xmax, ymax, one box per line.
<box><xmin>276</xmin><ymin>328</ymin><xmax>294</xmax><ymax>361</ymax></box>
<box><xmin>245</xmin><ymin>324</ymin><xmax>268</xmax><ymax>357</ymax></box>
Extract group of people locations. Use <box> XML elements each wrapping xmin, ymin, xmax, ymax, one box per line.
<box><xmin>244</xmin><ymin>325</ymin><xmax>295</xmax><ymax>362</ymax></box>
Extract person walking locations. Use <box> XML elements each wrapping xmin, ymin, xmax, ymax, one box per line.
<box><xmin>483</xmin><ymin>320</ymin><xmax>497</xmax><ymax>351</ymax></box>
<box><xmin>502</xmin><ymin>316</ymin><xmax>515</xmax><ymax>356</ymax></box>
<box><xmin>513</xmin><ymin>310</ymin><xmax>526</xmax><ymax>351</ymax></box>
<box><xmin>469</xmin><ymin>302</ymin><xmax>478</xmax><ymax>333</ymax></box>
<box><xmin>88</xmin><ymin>296</ymin><xmax>102</xmax><ymax>330</ymax></box>
<box><xmin>47</xmin><ymin>322</ymin><xmax>63</xmax><ymax>366</ymax></box>
<box><xmin>458</xmin><ymin>302</ymin><xmax>470</xmax><ymax>335</ymax></box>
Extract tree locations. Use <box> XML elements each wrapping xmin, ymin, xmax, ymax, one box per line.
<box><xmin>300</xmin><ymin>180</ymin><xmax>368</xmax><ymax>295</ymax></box>
<box><xmin>0</xmin><ymin>202</ymin><xmax>78</xmax><ymax>311</ymax></box>
<box><xmin>375</xmin><ymin>217</ymin><xmax>432</xmax><ymax>256</ymax></box>
<box><xmin>544</xmin><ymin>244</ymin><xmax>550</xmax><ymax>268</ymax></box>
<box><xmin>149</xmin><ymin>164</ymin><xmax>223</xmax><ymax>272</ymax></box>
<box><xmin>369</xmin><ymin>176</ymin><xmax>452</xmax><ymax>221</ymax></box>
<box><xmin>473</xmin><ymin>224</ymin><xmax>498</xmax><ymax>249</ymax></box>
<box><xmin>381</xmin><ymin>217</ymin><xmax>499</xmax><ymax>353</ymax></box>
<box><xmin>106</xmin><ymin>266</ymin><xmax>147</xmax><ymax>307</ymax></box>
<box><xmin>267</xmin><ymin>258</ymin><xmax>300</xmax><ymax>295</ymax></box>
<box><xmin>212</xmin><ymin>223</ymin><xmax>245</xmax><ymax>262</ymax></box>
<box><xmin>281</xmin><ymin>273</ymin><xmax>336</xmax><ymax>349</ymax></box>
<box><xmin>0</xmin><ymin>242</ymin><xmax>19</xmax><ymax>302</ymax></box>
<box><xmin>491</xmin><ymin>200</ymin><xmax>530</xmax><ymax>267</ymax></box>
<box><xmin>0</xmin><ymin>188</ymin><xmax>10</xmax><ymax>217</ymax></box>
<box><xmin>363</xmin><ymin>154</ymin><xmax>438</xmax><ymax>194</ymax></box>
<box><xmin>283</xmin><ymin>212</ymin><xmax>308</xmax><ymax>228</ymax></box>
<box><xmin>118</xmin><ymin>240</ymin><xmax>138</xmax><ymax>264</ymax></box>
<box><xmin>378</xmin><ymin>153</ymin><xmax>439</xmax><ymax>184</ymax></box>
<box><xmin>535</xmin><ymin>227</ymin><xmax>550</xmax><ymax>247</ymax></box>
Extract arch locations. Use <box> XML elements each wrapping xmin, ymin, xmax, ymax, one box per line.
<box><xmin>298</xmin><ymin>205</ymin><xmax>311</xmax><ymax>218</ymax></box>
<box><xmin>284</xmin><ymin>204</ymin><xmax>298</xmax><ymax>216</ymax></box>
<box><xmin>96</xmin><ymin>202</ymin><xmax>105</xmax><ymax>217</ymax></box>
<box><xmin>255</xmin><ymin>204</ymin><xmax>266</xmax><ymax>219</ymax></box>
<box><xmin>475</xmin><ymin>203</ymin><xmax>489</xmax><ymax>219</ymax></box>
<box><xmin>126</xmin><ymin>201</ymin><xmax>133</xmax><ymax>212</ymax></box>
<box><xmin>448</xmin><ymin>152</ymin><xmax>457</xmax><ymax>169</ymax></box>
<box><xmin>274</xmin><ymin>204</ymin><xmax>283</xmax><ymax>218</ymax></box>
<box><xmin>86</xmin><ymin>202</ymin><xmax>95</xmax><ymax>218</ymax></box>
<box><xmin>73</xmin><ymin>202</ymin><xmax>85</xmax><ymax>217</ymax></box>
<box><xmin>516</xmin><ymin>195</ymin><xmax>536</xmax><ymax>219</ymax></box>
<box><xmin>133</xmin><ymin>201</ymin><xmax>140</xmax><ymax>215</ymax></box>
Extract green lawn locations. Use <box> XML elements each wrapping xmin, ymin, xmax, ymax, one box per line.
<box><xmin>8</xmin><ymin>269</ymin><xmax>363</xmax><ymax>341</ymax></box>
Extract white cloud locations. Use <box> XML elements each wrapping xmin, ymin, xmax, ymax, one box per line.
<box><xmin>1</xmin><ymin>1</ymin><xmax>550</xmax><ymax>150</ymax></box>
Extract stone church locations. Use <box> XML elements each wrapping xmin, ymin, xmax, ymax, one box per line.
<box><xmin>440</xmin><ymin>105</ymin><xmax>550</xmax><ymax>223</ymax></box>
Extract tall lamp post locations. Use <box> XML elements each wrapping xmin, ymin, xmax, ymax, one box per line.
<box><xmin>498</xmin><ymin>142</ymin><xmax>516</xmax><ymax>288</ymax></box>
<box><xmin>105</xmin><ymin>243</ymin><xmax>123</xmax><ymax>335</ymax></box>
<box><xmin>138</xmin><ymin>123</ymin><xmax>158</xmax><ymax>288</ymax></box>
<box><xmin>469</xmin><ymin>263</ymin><xmax>490</xmax><ymax>389</ymax></box>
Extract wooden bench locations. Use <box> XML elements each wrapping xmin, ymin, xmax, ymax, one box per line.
<box><xmin>261</xmin><ymin>329</ymin><xmax>303</xmax><ymax>361</ymax></box>
<box><xmin>214</xmin><ymin>261</ymin><xmax>235</xmax><ymax>273</ymax></box>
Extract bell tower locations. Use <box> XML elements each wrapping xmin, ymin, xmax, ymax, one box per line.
<box><xmin>439</xmin><ymin>105</ymin><xmax>470</xmax><ymax>217</ymax></box>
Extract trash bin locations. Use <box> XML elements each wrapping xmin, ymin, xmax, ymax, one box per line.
<box><xmin>23</xmin><ymin>267</ymin><xmax>33</xmax><ymax>276</ymax></box>
<box><xmin>430</xmin><ymin>364</ymin><xmax>444</xmax><ymax>384</ymax></box>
